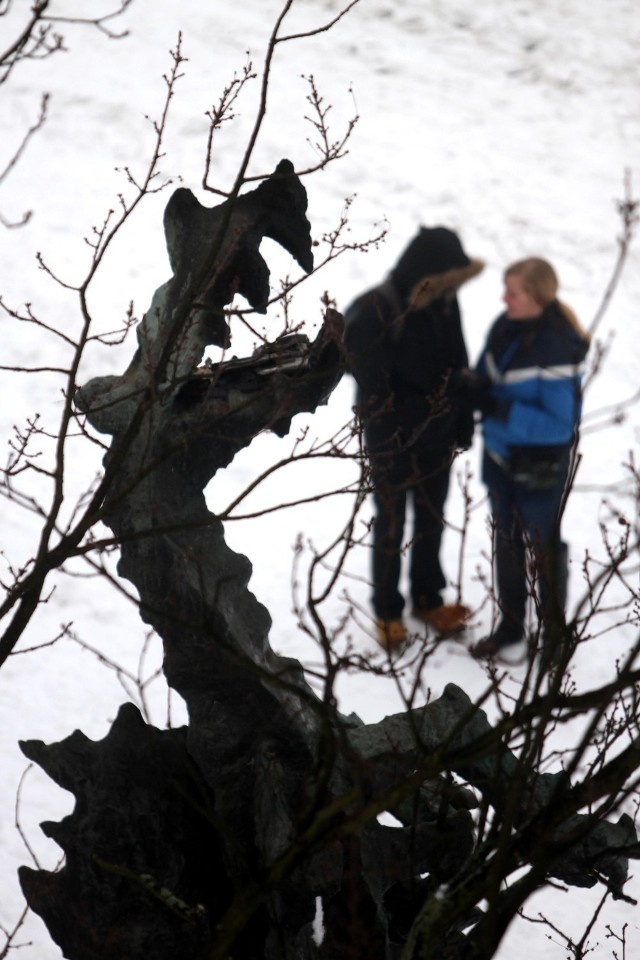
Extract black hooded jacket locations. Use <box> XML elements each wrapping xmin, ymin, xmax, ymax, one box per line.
<box><xmin>344</xmin><ymin>227</ymin><xmax>481</xmax><ymax>459</ymax></box>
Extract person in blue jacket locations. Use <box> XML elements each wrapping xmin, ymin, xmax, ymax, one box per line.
<box><xmin>460</xmin><ymin>257</ymin><xmax>590</xmax><ymax>659</ymax></box>
<box><xmin>344</xmin><ymin>227</ymin><xmax>484</xmax><ymax>651</ymax></box>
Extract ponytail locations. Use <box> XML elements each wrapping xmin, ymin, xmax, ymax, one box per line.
<box><xmin>556</xmin><ymin>299</ymin><xmax>591</xmax><ymax>343</ymax></box>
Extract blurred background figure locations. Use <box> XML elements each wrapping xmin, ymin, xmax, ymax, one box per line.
<box><xmin>344</xmin><ymin>227</ymin><xmax>484</xmax><ymax>651</ymax></box>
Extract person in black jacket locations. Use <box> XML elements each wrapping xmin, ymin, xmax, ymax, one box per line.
<box><xmin>344</xmin><ymin>227</ymin><xmax>484</xmax><ymax>650</ymax></box>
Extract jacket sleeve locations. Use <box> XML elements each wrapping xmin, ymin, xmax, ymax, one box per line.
<box><xmin>448</xmin><ymin>300</ymin><xmax>474</xmax><ymax>448</ymax></box>
<box><xmin>455</xmin><ymin>404</ymin><xmax>475</xmax><ymax>451</ymax></box>
<box><xmin>344</xmin><ymin>294</ymin><xmax>392</xmax><ymax>398</ymax></box>
<box><xmin>449</xmin><ymin>298</ymin><xmax>470</xmax><ymax>370</ymax></box>
<box><xmin>344</xmin><ymin>292</ymin><xmax>399</xmax><ymax>452</ymax></box>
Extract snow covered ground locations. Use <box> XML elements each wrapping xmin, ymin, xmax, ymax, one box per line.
<box><xmin>1</xmin><ymin>0</ymin><xmax>639</xmax><ymax>955</ymax></box>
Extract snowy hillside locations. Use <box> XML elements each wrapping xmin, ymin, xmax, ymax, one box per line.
<box><xmin>0</xmin><ymin>0</ymin><xmax>638</xmax><ymax>956</ymax></box>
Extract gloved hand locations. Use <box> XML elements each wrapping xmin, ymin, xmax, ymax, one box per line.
<box><xmin>451</xmin><ymin>370</ymin><xmax>511</xmax><ymax>421</ymax></box>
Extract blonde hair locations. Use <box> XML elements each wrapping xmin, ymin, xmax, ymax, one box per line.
<box><xmin>505</xmin><ymin>257</ymin><xmax>590</xmax><ymax>341</ymax></box>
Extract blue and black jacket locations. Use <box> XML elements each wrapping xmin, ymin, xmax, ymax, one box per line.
<box><xmin>476</xmin><ymin>302</ymin><xmax>589</xmax><ymax>466</ymax></box>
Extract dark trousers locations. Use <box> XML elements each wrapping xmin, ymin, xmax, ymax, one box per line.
<box><xmin>370</xmin><ymin>447</ymin><xmax>452</xmax><ymax>620</ymax></box>
<box><xmin>482</xmin><ymin>450</ymin><xmax>570</xmax><ymax>640</ymax></box>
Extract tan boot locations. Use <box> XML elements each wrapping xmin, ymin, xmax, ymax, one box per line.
<box><xmin>413</xmin><ymin>603</ymin><xmax>470</xmax><ymax>637</ymax></box>
<box><xmin>374</xmin><ymin>618</ymin><xmax>408</xmax><ymax>652</ymax></box>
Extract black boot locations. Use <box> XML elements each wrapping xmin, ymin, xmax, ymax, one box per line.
<box><xmin>495</xmin><ymin>531</ymin><xmax>528</xmax><ymax>630</ymax></box>
<box><xmin>472</xmin><ymin>618</ymin><xmax>523</xmax><ymax>659</ymax></box>
<box><xmin>473</xmin><ymin>533</ymin><xmax>526</xmax><ymax>659</ymax></box>
<box><xmin>539</xmin><ymin>540</ymin><xmax>569</xmax><ymax>663</ymax></box>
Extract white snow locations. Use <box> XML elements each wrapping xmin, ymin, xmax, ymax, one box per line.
<box><xmin>1</xmin><ymin>0</ymin><xmax>639</xmax><ymax>956</ymax></box>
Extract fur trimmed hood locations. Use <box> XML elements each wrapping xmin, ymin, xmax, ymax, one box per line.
<box><xmin>390</xmin><ymin>226</ymin><xmax>484</xmax><ymax>307</ymax></box>
<box><xmin>407</xmin><ymin>257</ymin><xmax>485</xmax><ymax>309</ymax></box>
